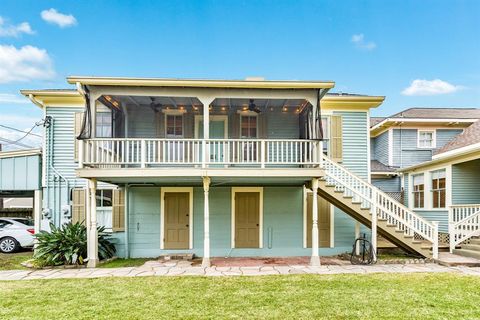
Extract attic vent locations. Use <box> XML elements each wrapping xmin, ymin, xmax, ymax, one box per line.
<box><xmin>244</xmin><ymin>77</ymin><xmax>265</xmax><ymax>81</ymax></box>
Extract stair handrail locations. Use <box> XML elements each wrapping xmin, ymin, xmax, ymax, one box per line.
<box><xmin>449</xmin><ymin>208</ymin><xmax>480</xmax><ymax>252</ymax></box>
<box><xmin>321</xmin><ymin>154</ymin><xmax>437</xmax><ymax>243</ymax></box>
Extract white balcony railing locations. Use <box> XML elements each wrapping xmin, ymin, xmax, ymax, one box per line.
<box><xmin>78</xmin><ymin>138</ymin><xmax>323</xmax><ymax>169</ymax></box>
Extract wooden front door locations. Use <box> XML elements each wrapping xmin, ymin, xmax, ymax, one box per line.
<box><xmin>164</xmin><ymin>192</ymin><xmax>190</xmax><ymax>249</ymax></box>
<box><xmin>306</xmin><ymin>193</ymin><xmax>331</xmax><ymax>248</ymax></box>
<box><xmin>235</xmin><ymin>192</ymin><xmax>260</xmax><ymax>248</ymax></box>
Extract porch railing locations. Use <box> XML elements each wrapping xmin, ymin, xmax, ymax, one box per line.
<box><xmin>78</xmin><ymin>138</ymin><xmax>322</xmax><ymax>168</ymax></box>
<box><xmin>449</xmin><ymin>204</ymin><xmax>480</xmax><ymax>252</ymax></box>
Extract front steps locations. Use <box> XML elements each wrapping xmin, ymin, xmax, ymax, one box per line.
<box><xmin>317</xmin><ymin>178</ymin><xmax>433</xmax><ymax>258</ymax></box>
<box><xmin>453</xmin><ymin>238</ymin><xmax>480</xmax><ymax>260</ymax></box>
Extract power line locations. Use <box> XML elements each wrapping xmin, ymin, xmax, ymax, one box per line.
<box><xmin>0</xmin><ymin>137</ymin><xmax>34</xmax><ymax>149</ymax></box>
<box><xmin>0</xmin><ymin>124</ymin><xmax>42</xmax><ymax>138</ymax></box>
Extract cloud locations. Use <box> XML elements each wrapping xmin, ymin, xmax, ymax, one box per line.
<box><xmin>0</xmin><ymin>45</ymin><xmax>55</xmax><ymax>83</ymax></box>
<box><xmin>351</xmin><ymin>33</ymin><xmax>376</xmax><ymax>51</ymax></box>
<box><xmin>41</xmin><ymin>8</ymin><xmax>77</xmax><ymax>28</ymax></box>
<box><xmin>401</xmin><ymin>79</ymin><xmax>462</xmax><ymax>96</ymax></box>
<box><xmin>0</xmin><ymin>127</ymin><xmax>42</xmax><ymax>150</ymax></box>
<box><xmin>0</xmin><ymin>16</ymin><xmax>34</xmax><ymax>37</ymax></box>
<box><xmin>0</xmin><ymin>93</ymin><xmax>29</xmax><ymax>104</ymax></box>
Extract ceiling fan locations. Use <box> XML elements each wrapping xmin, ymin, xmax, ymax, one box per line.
<box><xmin>248</xmin><ymin>99</ymin><xmax>262</xmax><ymax>113</ymax></box>
<box><xmin>149</xmin><ymin>97</ymin><xmax>162</xmax><ymax>113</ymax></box>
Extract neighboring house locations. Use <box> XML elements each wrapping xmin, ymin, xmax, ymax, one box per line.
<box><xmin>399</xmin><ymin>120</ymin><xmax>480</xmax><ymax>254</ymax></box>
<box><xmin>21</xmin><ymin>76</ymin><xmax>441</xmax><ymax>267</ymax></box>
<box><xmin>370</xmin><ymin>108</ymin><xmax>480</xmax><ymax>202</ymax></box>
<box><xmin>2</xmin><ymin>198</ymin><xmax>33</xmax><ymax>208</ymax></box>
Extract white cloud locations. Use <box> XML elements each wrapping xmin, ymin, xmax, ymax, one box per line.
<box><xmin>0</xmin><ymin>93</ymin><xmax>29</xmax><ymax>104</ymax></box>
<box><xmin>351</xmin><ymin>33</ymin><xmax>376</xmax><ymax>51</ymax></box>
<box><xmin>0</xmin><ymin>16</ymin><xmax>34</xmax><ymax>37</ymax></box>
<box><xmin>41</xmin><ymin>8</ymin><xmax>77</xmax><ymax>28</ymax></box>
<box><xmin>402</xmin><ymin>79</ymin><xmax>462</xmax><ymax>96</ymax></box>
<box><xmin>0</xmin><ymin>45</ymin><xmax>55</xmax><ymax>83</ymax></box>
<box><xmin>0</xmin><ymin>127</ymin><xmax>42</xmax><ymax>150</ymax></box>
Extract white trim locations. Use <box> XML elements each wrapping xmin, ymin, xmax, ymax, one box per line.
<box><xmin>239</xmin><ymin>113</ymin><xmax>259</xmax><ymax>138</ymax></box>
<box><xmin>371</xmin><ymin>117</ymin><xmax>477</xmax><ymax>134</ymax></box>
<box><xmin>417</xmin><ymin>129</ymin><xmax>436</xmax><ymax>149</ymax></box>
<box><xmin>302</xmin><ymin>189</ymin><xmax>334</xmax><ymax>248</ymax></box>
<box><xmin>432</xmin><ymin>142</ymin><xmax>480</xmax><ymax>160</ymax></box>
<box><xmin>164</xmin><ymin>112</ymin><xmax>185</xmax><ymax>138</ymax></box>
<box><xmin>388</xmin><ymin>128</ymin><xmax>394</xmax><ymax>166</ymax></box>
<box><xmin>446</xmin><ymin>164</ymin><xmax>452</xmax><ymax>209</ymax></box>
<box><xmin>231</xmin><ymin>187</ymin><xmax>263</xmax><ymax>249</ymax></box>
<box><xmin>411</xmin><ymin>173</ymin><xmax>425</xmax><ymax>209</ymax></box>
<box><xmin>160</xmin><ymin>187</ymin><xmax>194</xmax><ymax>250</ymax></box>
<box><xmin>194</xmin><ymin>115</ymin><xmax>228</xmax><ymax>138</ymax></box>
<box><xmin>161</xmin><ymin>109</ymin><xmax>187</xmax><ymax>115</ymax></box>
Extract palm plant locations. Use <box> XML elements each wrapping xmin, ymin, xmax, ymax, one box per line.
<box><xmin>33</xmin><ymin>222</ymin><xmax>116</xmax><ymax>267</ymax></box>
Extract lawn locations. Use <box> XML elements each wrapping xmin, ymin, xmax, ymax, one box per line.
<box><xmin>0</xmin><ymin>251</ymin><xmax>32</xmax><ymax>270</ymax></box>
<box><xmin>1</xmin><ymin>273</ymin><xmax>479</xmax><ymax>319</ymax></box>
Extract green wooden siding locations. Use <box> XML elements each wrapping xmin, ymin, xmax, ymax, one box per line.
<box><xmin>452</xmin><ymin>159</ymin><xmax>480</xmax><ymax>205</ymax></box>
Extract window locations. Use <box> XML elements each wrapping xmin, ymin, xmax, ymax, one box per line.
<box><xmin>166</xmin><ymin>114</ymin><xmax>183</xmax><ymax>137</ymax></box>
<box><xmin>96</xmin><ymin>189</ymin><xmax>113</xmax><ymax>207</ymax></box>
<box><xmin>241</xmin><ymin>115</ymin><xmax>257</xmax><ymax>138</ymax></box>
<box><xmin>432</xmin><ymin>170</ymin><xmax>446</xmax><ymax>208</ymax></box>
<box><xmin>412</xmin><ymin>175</ymin><xmax>425</xmax><ymax>208</ymax></box>
<box><xmin>96</xmin><ymin>112</ymin><xmax>112</xmax><ymax>138</ymax></box>
<box><xmin>418</xmin><ymin>130</ymin><xmax>435</xmax><ymax>148</ymax></box>
<box><xmin>321</xmin><ymin>117</ymin><xmax>330</xmax><ymax>155</ymax></box>
<box><xmin>0</xmin><ymin>219</ymin><xmax>12</xmax><ymax>229</ymax></box>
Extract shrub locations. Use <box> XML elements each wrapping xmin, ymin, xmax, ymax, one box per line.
<box><xmin>33</xmin><ymin>222</ymin><xmax>116</xmax><ymax>267</ymax></box>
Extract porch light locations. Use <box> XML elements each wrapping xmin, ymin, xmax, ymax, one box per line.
<box><xmin>283</xmin><ymin>107</ymin><xmax>288</xmax><ymax>112</ymax></box>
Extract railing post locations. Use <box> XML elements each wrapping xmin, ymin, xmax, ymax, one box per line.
<box><xmin>318</xmin><ymin>140</ymin><xmax>323</xmax><ymax>168</ymax></box>
<box><xmin>140</xmin><ymin>139</ymin><xmax>146</xmax><ymax>168</ymax></box>
<box><xmin>432</xmin><ymin>221</ymin><xmax>439</xmax><ymax>260</ymax></box>
<box><xmin>78</xmin><ymin>139</ymin><xmax>84</xmax><ymax>168</ymax></box>
<box><xmin>260</xmin><ymin>140</ymin><xmax>265</xmax><ymax>168</ymax></box>
<box><xmin>202</xmin><ymin>140</ymin><xmax>207</xmax><ymax>168</ymax></box>
<box><xmin>371</xmin><ymin>188</ymin><xmax>378</xmax><ymax>262</ymax></box>
<box><xmin>448</xmin><ymin>206</ymin><xmax>454</xmax><ymax>253</ymax></box>
<box><xmin>310</xmin><ymin>178</ymin><xmax>321</xmax><ymax>266</ymax></box>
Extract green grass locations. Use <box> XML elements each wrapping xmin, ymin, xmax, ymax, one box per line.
<box><xmin>98</xmin><ymin>258</ymin><xmax>151</xmax><ymax>268</ymax></box>
<box><xmin>1</xmin><ymin>273</ymin><xmax>479</xmax><ymax>319</ymax></box>
<box><xmin>0</xmin><ymin>251</ymin><xmax>33</xmax><ymax>270</ymax></box>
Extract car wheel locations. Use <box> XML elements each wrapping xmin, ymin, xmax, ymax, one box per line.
<box><xmin>0</xmin><ymin>237</ymin><xmax>19</xmax><ymax>253</ymax></box>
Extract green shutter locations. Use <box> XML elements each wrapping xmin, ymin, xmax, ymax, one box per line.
<box><xmin>71</xmin><ymin>188</ymin><xmax>86</xmax><ymax>225</ymax></box>
<box><xmin>112</xmin><ymin>189</ymin><xmax>125</xmax><ymax>232</ymax></box>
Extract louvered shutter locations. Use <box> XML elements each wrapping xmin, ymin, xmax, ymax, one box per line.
<box><xmin>71</xmin><ymin>189</ymin><xmax>86</xmax><ymax>225</ymax></box>
<box><xmin>74</xmin><ymin>112</ymin><xmax>84</xmax><ymax>161</ymax></box>
<box><xmin>330</xmin><ymin>115</ymin><xmax>343</xmax><ymax>162</ymax></box>
<box><xmin>112</xmin><ymin>189</ymin><xmax>125</xmax><ymax>232</ymax></box>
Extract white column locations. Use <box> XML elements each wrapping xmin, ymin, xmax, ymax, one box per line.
<box><xmin>87</xmin><ymin>178</ymin><xmax>98</xmax><ymax>268</ymax></box>
<box><xmin>371</xmin><ymin>189</ymin><xmax>378</xmax><ymax>262</ymax></box>
<box><xmin>432</xmin><ymin>221</ymin><xmax>439</xmax><ymax>260</ymax></box>
<box><xmin>355</xmin><ymin>222</ymin><xmax>361</xmax><ymax>255</ymax></box>
<box><xmin>198</xmin><ymin>97</ymin><xmax>214</xmax><ymax>168</ymax></box>
<box><xmin>33</xmin><ymin>190</ymin><xmax>42</xmax><ymax>234</ymax></box>
<box><xmin>310</xmin><ymin>178</ymin><xmax>320</xmax><ymax>266</ymax></box>
<box><xmin>202</xmin><ymin>176</ymin><xmax>211</xmax><ymax>267</ymax></box>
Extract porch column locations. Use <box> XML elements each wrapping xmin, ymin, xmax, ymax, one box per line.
<box><xmin>198</xmin><ymin>97</ymin><xmax>215</xmax><ymax>168</ymax></box>
<box><xmin>310</xmin><ymin>178</ymin><xmax>321</xmax><ymax>266</ymax></box>
<box><xmin>87</xmin><ymin>178</ymin><xmax>98</xmax><ymax>268</ymax></box>
<box><xmin>202</xmin><ymin>176</ymin><xmax>211</xmax><ymax>267</ymax></box>
<box><xmin>33</xmin><ymin>189</ymin><xmax>42</xmax><ymax>248</ymax></box>
<box><xmin>355</xmin><ymin>222</ymin><xmax>361</xmax><ymax>255</ymax></box>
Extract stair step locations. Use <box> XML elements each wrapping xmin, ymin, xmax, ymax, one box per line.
<box><xmin>403</xmin><ymin>235</ymin><xmax>414</xmax><ymax>239</ymax></box>
<box><xmin>378</xmin><ymin>218</ymin><xmax>388</xmax><ymax>222</ymax></box>
<box><xmin>453</xmin><ymin>249</ymin><xmax>480</xmax><ymax>260</ymax></box>
<box><xmin>386</xmin><ymin>224</ymin><xmax>397</xmax><ymax>227</ymax></box>
<box><xmin>334</xmin><ymin>190</ymin><xmax>344</xmax><ymax>194</ymax></box>
<box><xmin>343</xmin><ymin>195</ymin><xmax>353</xmax><ymax>199</ymax></box>
<box><xmin>469</xmin><ymin>238</ymin><xmax>480</xmax><ymax>245</ymax></box>
<box><xmin>461</xmin><ymin>244</ymin><xmax>480</xmax><ymax>252</ymax></box>
<box><xmin>395</xmin><ymin>230</ymin><xmax>405</xmax><ymax>234</ymax></box>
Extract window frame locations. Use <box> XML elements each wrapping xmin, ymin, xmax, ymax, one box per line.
<box><xmin>165</xmin><ymin>113</ymin><xmax>184</xmax><ymax>138</ymax></box>
<box><xmin>412</xmin><ymin>174</ymin><xmax>425</xmax><ymax>209</ymax></box>
<box><xmin>417</xmin><ymin>130</ymin><xmax>436</xmax><ymax>149</ymax></box>
<box><xmin>431</xmin><ymin>170</ymin><xmax>446</xmax><ymax>209</ymax></box>
<box><xmin>95</xmin><ymin>111</ymin><xmax>113</xmax><ymax>138</ymax></box>
<box><xmin>239</xmin><ymin>114</ymin><xmax>258</xmax><ymax>139</ymax></box>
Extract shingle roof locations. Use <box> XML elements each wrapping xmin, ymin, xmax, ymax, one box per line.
<box><xmin>370</xmin><ymin>117</ymin><xmax>385</xmax><ymax>126</ymax></box>
<box><xmin>371</xmin><ymin>160</ymin><xmax>397</xmax><ymax>173</ymax></box>
<box><xmin>388</xmin><ymin>107</ymin><xmax>480</xmax><ymax>119</ymax></box>
<box><xmin>434</xmin><ymin>120</ymin><xmax>480</xmax><ymax>155</ymax></box>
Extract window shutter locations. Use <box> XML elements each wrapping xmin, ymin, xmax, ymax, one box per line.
<box><xmin>71</xmin><ymin>189</ymin><xmax>86</xmax><ymax>225</ymax></box>
<box><xmin>330</xmin><ymin>115</ymin><xmax>343</xmax><ymax>162</ymax></box>
<box><xmin>74</xmin><ymin>112</ymin><xmax>84</xmax><ymax>161</ymax></box>
<box><xmin>112</xmin><ymin>189</ymin><xmax>125</xmax><ymax>232</ymax></box>
<box><xmin>230</xmin><ymin>113</ymin><xmax>240</xmax><ymax>139</ymax></box>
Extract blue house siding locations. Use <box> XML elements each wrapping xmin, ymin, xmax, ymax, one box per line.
<box><xmin>413</xmin><ymin>210</ymin><xmax>449</xmax><ymax>233</ymax></box>
<box><xmin>392</xmin><ymin>128</ymin><xmax>463</xmax><ymax>168</ymax></box>
<box><xmin>125</xmin><ymin>186</ymin><xmax>353</xmax><ymax>258</ymax></box>
<box><xmin>403</xmin><ymin>173</ymin><xmax>409</xmax><ymax>206</ymax></box>
<box><xmin>372</xmin><ymin>176</ymin><xmax>401</xmax><ymax>193</ymax></box>
<box><xmin>452</xmin><ymin>159</ymin><xmax>480</xmax><ymax>205</ymax></box>
<box><xmin>373</xmin><ymin>131</ymin><xmax>388</xmax><ymax>165</ymax></box>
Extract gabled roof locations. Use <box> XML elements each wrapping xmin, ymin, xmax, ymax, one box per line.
<box><xmin>371</xmin><ymin>160</ymin><xmax>397</xmax><ymax>173</ymax></box>
<box><xmin>370</xmin><ymin>117</ymin><xmax>385</xmax><ymax>126</ymax></box>
<box><xmin>434</xmin><ymin>120</ymin><xmax>480</xmax><ymax>156</ymax></box>
<box><xmin>370</xmin><ymin>107</ymin><xmax>480</xmax><ymax>137</ymax></box>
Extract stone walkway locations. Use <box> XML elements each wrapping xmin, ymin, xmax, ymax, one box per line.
<box><xmin>2</xmin><ymin>259</ymin><xmax>480</xmax><ymax>281</ymax></box>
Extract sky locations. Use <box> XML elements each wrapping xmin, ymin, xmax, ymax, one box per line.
<box><xmin>0</xmin><ymin>0</ymin><xmax>479</xmax><ymax>149</ymax></box>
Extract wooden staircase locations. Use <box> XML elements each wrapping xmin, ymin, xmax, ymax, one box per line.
<box><xmin>317</xmin><ymin>155</ymin><xmax>438</xmax><ymax>259</ymax></box>
<box><xmin>453</xmin><ymin>238</ymin><xmax>480</xmax><ymax>260</ymax></box>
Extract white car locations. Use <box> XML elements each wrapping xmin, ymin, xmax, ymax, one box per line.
<box><xmin>0</xmin><ymin>218</ymin><xmax>35</xmax><ymax>253</ymax></box>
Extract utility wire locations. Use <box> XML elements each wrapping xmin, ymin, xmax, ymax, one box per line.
<box><xmin>0</xmin><ymin>120</ymin><xmax>43</xmax><ymax>147</ymax></box>
<box><xmin>0</xmin><ymin>124</ymin><xmax>42</xmax><ymax>138</ymax></box>
<box><xmin>0</xmin><ymin>137</ymin><xmax>34</xmax><ymax>149</ymax></box>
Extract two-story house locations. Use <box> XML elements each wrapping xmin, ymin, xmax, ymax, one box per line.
<box><xmin>22</xmin><ymin>76</ymin><xmax>440</xmax><ymax>267</ymax></box>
